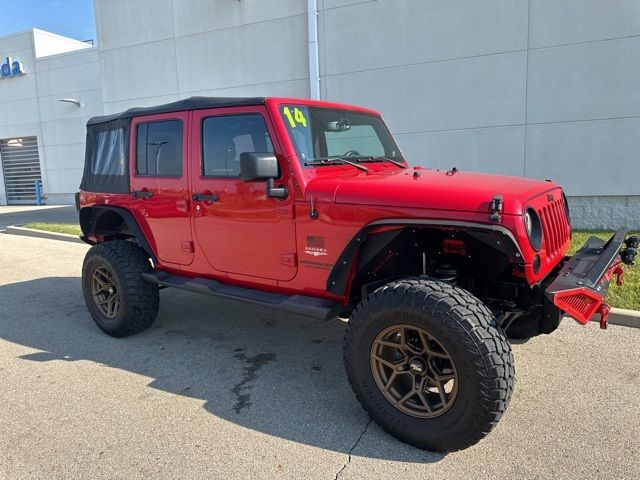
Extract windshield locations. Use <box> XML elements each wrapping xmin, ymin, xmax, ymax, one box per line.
<box><xmin>279</xmin><ymin>105</ymin><xmax>403</xmax><ymax>166</ymax></box>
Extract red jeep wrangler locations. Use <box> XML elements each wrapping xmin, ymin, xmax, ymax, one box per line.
<box><xmin>78</xmin><ymin>97</ymin><xmax>637</xmax><ymax>452</ymax></box>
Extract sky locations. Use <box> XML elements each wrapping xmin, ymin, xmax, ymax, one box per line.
<box><xmin>0</xmin><ymin>0</ymin><xmax>96</xmax><ymax>43</ymax></box>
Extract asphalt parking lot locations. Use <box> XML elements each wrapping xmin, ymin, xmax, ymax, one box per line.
<box><xmin>0</xmin><ymin>233</ymin><xmax>638</xmax><ymax>479</ymax></box>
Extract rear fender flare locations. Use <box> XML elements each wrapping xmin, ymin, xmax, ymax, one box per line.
<box><xmin>326</xmin><ymin>219</ymin><xmax>524</xmax><ymax>297</ymax></box>
<box><xmin>79</xmin><ymin>205</ymin><xmax>157</xmax><ymax>262</ymax></box>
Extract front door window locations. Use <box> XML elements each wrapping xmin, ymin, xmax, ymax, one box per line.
<box><xmin>190</xmin><ymin>109</ymin><xmax>296</xmax><ymax>281</ymax></box>
<box><xmin>201</xmin><ymin>114</ymin><xmax>274</xmax><ymax>177</ymax></box>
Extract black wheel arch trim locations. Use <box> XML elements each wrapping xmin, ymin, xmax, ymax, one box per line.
<box><xmin>326</xmin><ymin>219</ymin><xmax>525</xmax><ymax>296</ymax></box>
<box><xmin>79</xmin><ymin>205</ymin><xmax>157</xmax><ymax>262</ymax></box>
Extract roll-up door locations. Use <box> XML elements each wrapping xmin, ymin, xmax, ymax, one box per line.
<box><xmin>0</xmin><ymin>137</ymin><xmax>43</xmax><ymax>205</ymax></box>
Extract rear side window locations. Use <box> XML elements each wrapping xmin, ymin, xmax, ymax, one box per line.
<box><xmin>136</xmin><ymin>120</ymin><xmax>183</xmax><ymax>176</ymax></box>
<box><xmin>92</xmin><ymin>128</ymin><xmax>126</xmax><ymax>176</ymax></box>
<box><xmin>80</xmin><ymin>119</ymin><xmax>130</xmax><ymax>194</ymax></box>
<box><xmin>202</xmin><ymin>114</ymin><xmax>274</xmax><ymax>177</ymax></box>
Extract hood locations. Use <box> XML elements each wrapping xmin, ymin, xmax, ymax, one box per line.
<box><xmin>305</xmin><ymin>167</ymin><xmax>558</xmax><ymax>215</ymax></box>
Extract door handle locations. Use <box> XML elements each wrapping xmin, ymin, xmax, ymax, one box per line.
<box><xmin>132</xmin><ymin>190</ymin><xmax>153</xmax><ymax>199</ymax></box>
<box><xmin>192</xmin><ymin>193</ymin><xmax>219</xmax><ymax>202</ymax></box>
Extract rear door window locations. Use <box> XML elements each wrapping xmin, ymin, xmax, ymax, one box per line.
<box><xmin>136</xmin><ymin>120</ymin><xmax>183</xmax><ymax>177</ymax></box>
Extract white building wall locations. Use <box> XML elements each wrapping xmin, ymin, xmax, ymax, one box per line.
<box><xmin>0</xmin><ymin>31</ymin><xmax>41</xmax><ymax>205</ymax></box>
<box><xmin>93</xmin><ymin>0</ymin><xmax>640</xmax><ymax>227</ymax></box>
<box><xmin>0</xmin><ymin>30</ymin><xmax>101</xmax><ymax>205</ymax></box>
<box><xmin>317</xmin><ymin>0</ymin><xmax>640</xmax><ymax>228</ymax></box>
<box><xmin>0</xmin><ymin>1</ymin><xmax>638</xmax><ymax>228</ymax></box>
<box><xmin>35</xmin><ymin>48</ymin><xmax>103</xmax><ymax>204</ymax></box>
<box><xmin>95</xmin><ymin>0</ymin><xmax>310</xmax><ymax>113</ymax></box>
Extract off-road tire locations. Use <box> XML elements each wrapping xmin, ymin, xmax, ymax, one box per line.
<box><xmin>82</xmin><ymin>240</ymin><xmax>159</xmax><ymax>337</ymax></box>
<box><xmin>343</xmin><ymin>278</ymin><xmax>514</xmax><ymax>452</ymax></box>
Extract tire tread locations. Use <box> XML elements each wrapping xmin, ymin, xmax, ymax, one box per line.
<box><xmin>82</xmin><ymin>240</ymin><xmax>159</xmax><ymax>337</ymax></box>
<box><xmin>343</xmin><ymin>278</ymin><xmax>515</xmax><ymax>451</ymax></box>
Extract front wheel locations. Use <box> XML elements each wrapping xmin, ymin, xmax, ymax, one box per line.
<box><xmin>343</xmin><ymin>279</ymin><xmax>514</xmax><ymax>452</ymax></box>
<box><xmin>82</xmin><ymin>240</ymin><xmax>159</xmax><ymax>337</ymax></box>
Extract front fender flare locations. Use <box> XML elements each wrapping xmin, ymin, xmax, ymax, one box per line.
<box><xmin>326</xmin><ymin>219</ymin><xmax>524</xmax><ymax>296</ymax></box>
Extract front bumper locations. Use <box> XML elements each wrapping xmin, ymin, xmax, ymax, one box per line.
<box><xmin>545</xmin><ymin>228</ymin><xmax>631</xmax><ymax>328</ymax></box>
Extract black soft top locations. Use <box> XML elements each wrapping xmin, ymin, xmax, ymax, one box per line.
<box><xmin>81</xmin><ymin>96</ymin><xmax>267</xmax><ymax>194</ymax></box>
<box><xmin>87</xmin><ymin>96</ymin><xmax>267</xmax><ymax>125</ymax></box>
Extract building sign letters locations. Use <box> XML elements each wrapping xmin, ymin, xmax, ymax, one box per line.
<box><xmin>0</xmin><ymin>57</ymin><xmax>26</xmax><ymax>79</ymax></box>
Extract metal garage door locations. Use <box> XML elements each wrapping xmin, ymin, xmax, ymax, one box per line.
<box><xmin>0</xmin><ymin>137</ymin><xmax>43</xmax><ymax>205</ymax></box>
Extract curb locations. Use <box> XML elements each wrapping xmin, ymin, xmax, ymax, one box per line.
<box><xmin>5</xmin><ymin>225</ymin><xmax>85</xmax><ymax>244</ymax></box>
<box><xmin>567</xmin><ymin>310</ymin><xmax>640</xmax><ymax>329</ymax></box>
<box><xmin>598</xmin><ymin>308</ymin><xmax>640</xmax><ymax>329</ymax></box>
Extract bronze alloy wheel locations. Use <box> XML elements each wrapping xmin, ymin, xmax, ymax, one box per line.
<box><xmin>370</xmin><ymin>324</ymin><xmax>458</xmax><ymax>418</ymax></box>
<box><xmin>91</xmin><ymin>265</ymin><xmax>121</xmax><ymax>318</ymax></box>
<box><xmin>82</xmin><ymin>241</ymin><xmax>160</xmax><ymax>337</ymax></box>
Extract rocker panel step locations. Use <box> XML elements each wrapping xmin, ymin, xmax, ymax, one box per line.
<box><xmin>142</xmin><ymin>271</ymin><xmax>340</xmax><ymax>321</ymax></box>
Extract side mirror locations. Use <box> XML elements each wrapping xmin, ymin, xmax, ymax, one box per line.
<box><xmin>239</xmin><ymin>152</ymin><xmax>288</xmax><ymax>200</ymax></box>
<box><xmin>240</xmin><ymin>152</ymin><xmax>279</xmax><ymax>182</ymax></box>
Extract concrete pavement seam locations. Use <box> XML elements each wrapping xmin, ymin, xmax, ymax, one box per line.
<box><xmin>334</xmin><ymin>419</ymin><xmax>372</xmax><ymax>480</ymax></box>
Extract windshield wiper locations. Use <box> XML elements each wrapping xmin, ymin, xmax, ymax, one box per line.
<box><xmin>359</xmin><ymin>156</ymin><xmax>407</xmax><ymax>169</ymax></box>
<box><xmin>305</xmin><ymin>157</ymin><xmax>369</xmax><ymax>172</ymax></box>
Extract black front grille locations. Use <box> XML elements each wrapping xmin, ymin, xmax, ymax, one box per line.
<box><xmin>538</xmin><ymin>198</ymin><xmax>571</xmax><ymax>257</ymax></box>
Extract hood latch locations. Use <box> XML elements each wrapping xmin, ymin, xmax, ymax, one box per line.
<box><xmin>489</xmin><ymin>194</ymin><xmax>503</xmax><ymax>222</ymax></box>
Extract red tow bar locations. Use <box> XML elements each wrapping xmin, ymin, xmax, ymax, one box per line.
<box><xmin>597</xmin><ymin>265</ymin><xmax>623</xmax><ymax>329</ymax></box>
<box><xmin>597</xmin><ymin>303</ymin><xmax>611</xmax><ymax>330</ymax></box>
<box><xmin>595</xmin><ymin>263</ymin><xmax>623</xmax><ymax>329</ymax></box>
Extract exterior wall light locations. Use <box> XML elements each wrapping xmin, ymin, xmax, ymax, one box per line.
<box><xmin>58</xmin><ymin>98</ymin><xmax>82</xmax><ymax>107</ymax></box>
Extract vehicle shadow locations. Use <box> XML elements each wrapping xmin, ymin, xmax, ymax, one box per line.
<box><xmin>0</xmin><ymin>276</ymin><xmax>444</xmax><ymax>463</ymax></box>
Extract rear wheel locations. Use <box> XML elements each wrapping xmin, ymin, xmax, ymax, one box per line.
<box><xmin>343</xmin><ymin>278</ymin><xmax>514</xmax><ymax>452</ymax></box>
<box><xmin>82</xmin><ymin>240</ymin><xmax>159</xmax><ymax>337</ymax></box>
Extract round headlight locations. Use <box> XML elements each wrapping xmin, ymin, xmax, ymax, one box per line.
<box><xmin>562</xmin><ymin>192</ymin><xmax>572</xmax><ymax>233</ymax></box>
<box><xmin>524</xmin><ymin>210</ymin><xmax>532</xmax><ymax>236</ymax></box>
<box><xmin>524</xmin><ymin>207</ymin><xmax>543</xmax><ymax>251</ymax></box>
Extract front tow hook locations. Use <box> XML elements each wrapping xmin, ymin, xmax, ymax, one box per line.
<box><xmin>597</xmin><ymin>303</ymin><xmax>611</xmax><ymax>330</ymax></box>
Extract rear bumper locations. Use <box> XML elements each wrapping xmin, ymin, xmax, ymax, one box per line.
<box><xmin>545</xmin><ymin>228</ymin><xmax>628</xmax><ymax>325</ymax></box>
